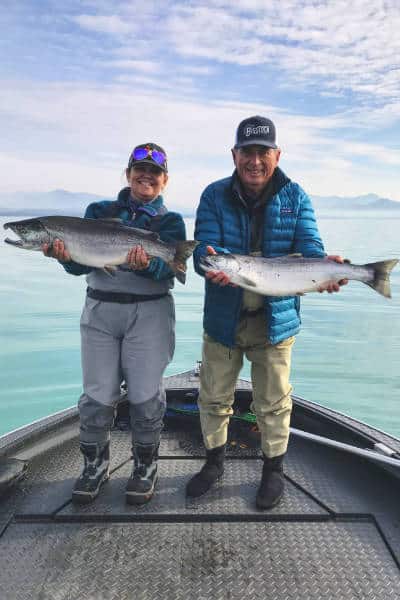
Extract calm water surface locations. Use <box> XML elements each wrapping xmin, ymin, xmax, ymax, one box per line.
<box><xmin>1</xmin><ymin>212</ymin><xmax>399</xmax><ymax>437</ymax></box>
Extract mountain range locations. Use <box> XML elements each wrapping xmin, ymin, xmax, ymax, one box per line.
<box><xmin>310</xmin><ymin>193</ymin><xmax>400</xmax><ymax>211</ymax></box>
<box><xmin>0</xmin><ymin>190</ymin><xmax>108</xmax><ymax>217</ymax></box>
<box><xmin>0</xmin><ymin>189</ymin><xmax>399</xmax><ymax>217</ymax></box>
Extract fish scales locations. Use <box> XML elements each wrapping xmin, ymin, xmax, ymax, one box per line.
<box><xmin>4</xmin><ymin>215</ymin><xmax>198</xmax><ymax>284</ymax></box>
<box><xmin>200</xmin><ymin>253</ymin><xmax>398</xmax><ymax>298</ymax></box>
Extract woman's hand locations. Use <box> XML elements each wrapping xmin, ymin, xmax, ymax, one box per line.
<box><xmin>42</xmin><ymin>239</ymin><xmax>71</xmax><ymax>263</ymax></box>
<box><xmin>318</xmin><ymin>255</ymin><xmax>349</xmax><ymax>293</ymax></box>
<box><xmin>126</xmin><ymin>245</ymin><xmax>150</xmax><ymax>270</ymax></box>
<box><xmin>204</xmin><ymin>245</ymin><xmax>235</xmax><ymax>287</ymax></box>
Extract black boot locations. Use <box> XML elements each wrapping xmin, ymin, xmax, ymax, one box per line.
<box><xmin>72</xmin><ymin>441</ymin><xmax>110</xmax><ymax>504</ymax></box>
<box><xmin>126</xmin><ymin>444</ymin><xmax>158</xmax><ymax>505</ymax></box>
<box><xmin>256</xmin><ymin>453</ymin><xmax>285</xmax><ymax>510</ymax></box>
<box><xmin>186</xmin><ymin>445</ymin><xmax>225</xmax><ymax>498</ymax></box>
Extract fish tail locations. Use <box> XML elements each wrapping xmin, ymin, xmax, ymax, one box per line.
<box><xmin>170</xmin><ymin>240</ymin><xmax>199</xmax><ymax>285</ymax></box>
<box><xmin>174</xmin><ymin>240</ymin><xmax>198</xmax><ymax>262</ymax></box>
<box><xmin>364</xmin><ymin>259</ymin><xmax>398</xmax><ymax>298</ymax></box>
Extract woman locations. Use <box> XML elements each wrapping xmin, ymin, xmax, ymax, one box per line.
<box><xmin>43</xmin><ymin>143</ymin><xmax>186</xmax><ymax>505</ymax></box>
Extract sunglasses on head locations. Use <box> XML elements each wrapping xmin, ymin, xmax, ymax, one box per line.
<box><xmin>130</xmin><ymin>146</ymin><xmax>166</xmax><ymax>167</ymax></box>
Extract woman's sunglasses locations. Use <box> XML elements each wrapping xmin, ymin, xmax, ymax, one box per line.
<box><xmin>130</xmin><ymin>146</ymin><xmax>166</xmax><ymax>167</ymax></box>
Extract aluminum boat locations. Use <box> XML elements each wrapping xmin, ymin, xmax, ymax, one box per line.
<box><xmin>0</xmin><ymin>367</ymin><xmax>399</xmax><ymax>599</ymax></box>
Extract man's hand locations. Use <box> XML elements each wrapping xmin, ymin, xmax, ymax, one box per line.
<box><xmin>318</xmin><ymin>255</ymin><xmax>349</xmax><ymax>293</ymax></box>
<box><xmin>126</xmin><ymin>245</ymin><xmax>150</xmax><ymax>270</ymax></box>
<box><xmin>42</xmin><ymin>239</ymin><xmax>71</xmax><ymax>263</ymax></box>
<box><xmin>204</xmin><ymin>245</ymin><xmax>234</xmax><ymax>286</ymax></box>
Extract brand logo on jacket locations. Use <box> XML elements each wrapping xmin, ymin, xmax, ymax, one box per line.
<box><xmin>280</xmin><ymin>208</ymin><xmax>293</xmax><ymax>214</ymax></box>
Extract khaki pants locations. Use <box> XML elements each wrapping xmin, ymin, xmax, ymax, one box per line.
<box><xmin>198</xmin><ymin>314</ymin><xmax>295</xmax><ymax>458</ymax></box>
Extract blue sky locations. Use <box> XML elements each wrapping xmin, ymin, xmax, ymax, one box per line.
<box><xmin>1</xmin><ymin>0</ymin><xmax>399</xmax><ymax>210</ymax></box>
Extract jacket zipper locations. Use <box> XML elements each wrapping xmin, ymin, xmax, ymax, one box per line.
<box><xmin>229</xmin><ymin>208</ymin><xmax>250</xmax><ymax>351</ymax></box>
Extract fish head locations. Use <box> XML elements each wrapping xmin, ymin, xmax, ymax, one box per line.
<box><xmin>199</xmin><ymin>253</ymin><xmax>232</xmax><ymax>272</ymax></box>
<box><xmin>4</xmin><ymin>218</ymin><xmax>51</xmax><ymax>250</ymax></box>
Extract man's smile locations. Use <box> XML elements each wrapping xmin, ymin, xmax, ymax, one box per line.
<box><xmin>245</xmin><ymin>167</ymin><xmax>265</xmax><ymax>176</ymax></box>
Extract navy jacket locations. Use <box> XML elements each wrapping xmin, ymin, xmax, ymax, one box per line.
<box><xmin>193</xmin><ymin>168</ymin><xmax>325</xmax><ymax>346</ymax></box>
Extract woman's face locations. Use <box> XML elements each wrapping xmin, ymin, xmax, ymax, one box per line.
<box><xmin>126</xmin><ymin>164</ymin><xmax>168</xmax><ymax>203</ymax></box>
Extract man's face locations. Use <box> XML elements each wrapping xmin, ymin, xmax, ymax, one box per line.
<box><xmin>232</xmin><ymin>145</ymin><xmax>281</xmax><ymax>195</ymax></box>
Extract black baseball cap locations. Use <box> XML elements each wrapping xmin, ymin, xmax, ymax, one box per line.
<box><xmin>128</xmin><ymin>143</ymin><xmax>168</xmax><ymax>172</ymax></box>
<box><xmin>234</xmin><ymin>116</ymin><xmax>278</xmax><ymax>149</ymax></box>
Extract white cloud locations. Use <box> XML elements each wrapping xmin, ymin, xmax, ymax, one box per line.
<box><xmin>1</xmin><ymin>80</ymin><xmax>399</xmax><ymax>205</ymax></box>
<box><xmin>341</xmin><ymin>141</ymin><xmax>400</xmax><ymax>166</ymax></box>
<box><xmin>0</xmin><ymin>152</ymin><xmax>120</xmax><ymax>196</ymax></box>
<box><xmin>180</xmin><ymin>65</ymin><xmax>217</xmax><ymax>75</ymax></box>
<box><xmin>17</xmin><ymin>3</ymin><xmax>400</xmax><ymax>112</ymax></box>
<box><xmin>1</xmin><ymin>2</ymin><xmax>399</xmax><ymax>205</ymax></box>
<box><xmin>72</xmin><ymin>14</ymin><xmax>133</xmax><ymax>34</ymax></box>
<box><xmin>167</xmin><ymin>1</ymin><xmax>400</xmax><ymax>102</ymax></box>
<box><xmin>103</xmin><ymin>60</ymin><xmax>161</xmax><ymax>73</ymax></box>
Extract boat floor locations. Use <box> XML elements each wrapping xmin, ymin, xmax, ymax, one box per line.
<box><xmin>1</xmin><ymin>410</ymin><xmax>400</xmax><ymax>599</ymax></box>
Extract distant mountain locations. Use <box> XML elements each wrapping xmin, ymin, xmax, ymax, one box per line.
<box><xmin>0</xmin><ymin>189</ymin><xmax>109</xmax><ymax>216</ymax></box>
<box><xmin>0</xmin><ymin>189</ymin><xmax>399</xmax><ymax>217</ymax></box>
<box><xmin>310</xmin><ymin>193</ymin><xmax>400</xmax><ymax>211</ymax></box>
<box><xmin>0</xmin><ymin>189</ymin><xmax>195</xmax><ymax>217</ymax></box>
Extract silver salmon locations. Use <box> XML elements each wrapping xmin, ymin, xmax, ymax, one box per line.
<box><xmin>4</xmin><ymin>216</ymin><xmax>198</xmax><ymax>284</ymax></box>
<box><xmin>200</xmin><ymin>253</ymin><xmax>398</xmax><ymax>298</ymax></box>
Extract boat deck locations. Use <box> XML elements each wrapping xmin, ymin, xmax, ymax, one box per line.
<box><xmin>0</xmin><ymin>372</ymin><xmax>399</xmax><ymax>599</ymax></box>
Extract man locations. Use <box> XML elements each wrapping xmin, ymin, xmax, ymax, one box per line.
<box><xmin>187</xmin><ymin>116</ymin><xmax>346</xmax><ymax>509</ymax></box>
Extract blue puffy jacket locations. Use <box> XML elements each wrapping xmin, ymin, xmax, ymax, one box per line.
<box><xmin>193</xmin><ymin>168</ymin><xmax>325</xmax><ymax>346</ymax></box>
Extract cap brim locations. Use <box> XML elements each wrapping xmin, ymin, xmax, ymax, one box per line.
<box><xmin>234</xmin><ymin>139</ymin><xmax>278</xmax><ymax>150</ymax></box>
<box><xmin>129</xmin><ymin>158</ymin><xmax>167</xmax><ymax>172</ymax></box>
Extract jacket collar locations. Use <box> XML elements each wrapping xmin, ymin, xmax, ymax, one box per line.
<box><xmin>231</xmin><ymin>167</ymin><xmax>291</xmax><ymax>205</ymax></box>
<box><xmin>115</xmin><ymin>187</ymin><xmax>165</xmax><ymax>213</ymax></box>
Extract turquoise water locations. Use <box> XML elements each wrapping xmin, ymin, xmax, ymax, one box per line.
<box><xmin>1</xmin><ymin>213</ymin><xmax>399</xmax><ymax>438</ymax></box>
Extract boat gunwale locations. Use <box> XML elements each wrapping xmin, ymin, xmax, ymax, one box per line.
<box><xmin>1</xmin><ymin>371</ymin><xmax>399</xmax><ymax>461</ymax></box>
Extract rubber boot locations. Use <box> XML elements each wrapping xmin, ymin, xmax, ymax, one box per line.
<box><xmin>126</xmin><ymin>443</ymin><xmax>158</xmax><ymax>505</ymax></box>
<box><xmin>186</xmin><ymin>444</ymin><xmax>225</xmax><ymax>498</ymax></box>
<box><xmin>256</xmin><ymin>453</ymin><xmax>285</xmax><ymax>510</ymax></box>
<box><xmin>72</xmin><ymin>441</ymin><xmax>110</xmax><ymax>504</ymax></box>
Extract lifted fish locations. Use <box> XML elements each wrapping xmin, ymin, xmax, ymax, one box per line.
<box><xmin>200</xmin><ymin>253</ymin><xmax>398</xmax><ymax>298</ymax></box>
<box><xmin>4</xmin><ymin>216</ymin><xmax>198</xmax><ymax>284</ymax></box>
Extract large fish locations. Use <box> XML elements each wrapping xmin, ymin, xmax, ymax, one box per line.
<box><xmin>4</xmin><ymin>216</ymin><xmax>198</xmax><ymax>284</ymax></box>
<box><xmin>200</xmin><ymin>253</ymin><xmax>398</xmax><ymax>298</ymax></box>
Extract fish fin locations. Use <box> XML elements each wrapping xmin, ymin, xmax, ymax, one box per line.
<box><xmin>96</xmin><ymin>220</ymin><xmax>160</xmax><ymax>242</ymax></box>
<box><xmin>97</xmin><ymin>218</ymin><xmax>124</xmax><ymax>223</ymax></box>
<box><xmin>167</xmin><ymin>260</ymin><xmax>186</xmax><ymax>284</ymax></box>
<box><xmin>127</xmin><ymin>229</ymin><xmax>160</xmax><ymax>242</ymax></box>
<box><xmin>169</xmin><ymin>261</ymin><xmax>188</xmax><ymax>284</ymax></box>
<box><xmin>174</xmin><ymin>268</ymin><xmax>186</xmax><ymax>285</ymax></box>
<box><xmin>174</xmin><ymin>240</ymin><xmax>199</xmax><ymax>263</ymax></box>
<box><xmin>272</xmin><ymin>253</ymin><xmax>303</xmax><ymax>261</ymax></box>
<box><xmin>117</xmin><ymin>263</ymin><xmax>131</xmax><ymax>272</ymax></box>
<box><xmin>364</xmin><ymin>258</ymin><xmax>398</xmax><ymax>298</ymax></box>
<box><xmin>236</xmin><ymin>274</ymin><xmax>257</xmax><ymax>287</ymax></box>
<box><xmin>168</xmin><ymin>241</ymin><xmax>199</xmax><ymax>285</ymax></box>
<box><xmin>102</xmin><ymin>265</ymin><xmax>117</xmax><ymax>277</ymax></box>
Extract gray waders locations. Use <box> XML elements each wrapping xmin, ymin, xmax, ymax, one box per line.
<box><xmin>72</xmin><ymin>293</ymin><xmax>175</xmax><ymax>504</ymax></box>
